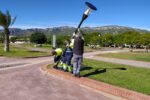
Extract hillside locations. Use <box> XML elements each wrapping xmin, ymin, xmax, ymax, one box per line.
<box><xmin>0</xmin><ymin>25</ymin><xmax>149</xmax><ymax>36</ymax></box>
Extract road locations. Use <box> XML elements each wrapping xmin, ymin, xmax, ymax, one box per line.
<box><xmin>85</xmin><ymin>51</ymin><xmax>150</xmax><ymax>68</ymax></box>
<box><xmin>0</xmin><ymin>56</ymin><xmax>119</xmax><ymax>100</ymax></box>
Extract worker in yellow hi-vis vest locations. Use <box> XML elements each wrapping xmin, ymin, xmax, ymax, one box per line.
<box><xmin>51</xmin><ymin>48</ymin><xmax>63</xmax><ymax>69</ymax></box>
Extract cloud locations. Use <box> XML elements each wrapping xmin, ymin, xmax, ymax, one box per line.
<box><xmin>53</xmin><ymin>22</ymin><xmax>104</xmax><ymax>28</ymax></box>
<box><xmin>10</xmin><ymin>25</ymin><xmax>49</xmax><ymax>29</ymax></box>
<box><xmin>137</xmin><ymin>27</ymin><xmax>150</xmax><ymax>31</ymax></box>
<box><xmin>53</xmin><ymin>22</ymin><xmax>78</xmax><ymax>27</ymax></box>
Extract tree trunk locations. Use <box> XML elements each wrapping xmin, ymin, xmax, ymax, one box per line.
<box><xmin>129</xmin><ymin>45</ymin><xmax>133</xmax><ymax>52</ymax></box>
<box><xmin>114</xmin><ymin>44</ymin><xmax>116</xmax><ymax>48</ymax></box>
<box><xmin>4</xmin><ymin>28</ymin><xmax>10</xmax><ymax>52</ymax></box>
<box><xmin>144</xmin><ymin>46</ymin><xmax>148</xmax><ymax>52</ymax></box>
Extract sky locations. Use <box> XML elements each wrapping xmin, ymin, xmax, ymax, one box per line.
<box><xmin>0</xmin><ymin>0</ymin><xmax>150</xmax><ymax>30</ymax></box>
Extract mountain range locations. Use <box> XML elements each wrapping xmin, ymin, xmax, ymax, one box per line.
<box><xmin>0</xmin><ymin>25</ymin><xmax>149</xmax><ymax>36</ymax></box>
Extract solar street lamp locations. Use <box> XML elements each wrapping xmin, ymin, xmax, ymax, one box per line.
<box><xmin>75</xmin><ymin>2</ymin><xmax>97</xmax><ymax>34</ymax></box>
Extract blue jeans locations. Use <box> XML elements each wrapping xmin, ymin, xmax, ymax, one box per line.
<box><xmin>63</xmin><ymin>52</ymin><xmax>73</xmax><ymax>66</ymax></box>
<box><xmin>73</xmin><ymin>54</ymin><xmax>83</xmax><ymax>75</ymax></box>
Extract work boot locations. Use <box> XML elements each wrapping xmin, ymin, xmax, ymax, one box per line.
<box><xmin>53</xmin><ymin>65</ymin><xmax>58</xmax><ymax>69</ymax></box>
<box><xmin>63</xmin><ymin>69</ymin><xmax>67</xmax><ymax>72</ymax></box>
<box><xmin>73</xmin><ymin>74</ymin><xmax>77</xmax><ymax>77</ymax></box>
<box><xmin>76</xmin><ymin>73</ymin><xmax>80</xmax><ymax>78</ymax></box>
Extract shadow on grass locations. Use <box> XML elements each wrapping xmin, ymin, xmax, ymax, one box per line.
<box><xmin>81</xmin><ymin>65</ymin><xmax>127</xmax><ymax>77</ymax></box>
<box><xmin>83</xmin><ymin>68</ymin><xmax>107</xmax><ymax>77</ymax></box>
<box><xmin>28</xmin><ymin>50</ymin><xmax>41</xmax><ymax>53</ymax></box>
<box><xmin>80</xmin><ymin>65</ymin><xmax>93</xmax><ymax>71</ymax></box>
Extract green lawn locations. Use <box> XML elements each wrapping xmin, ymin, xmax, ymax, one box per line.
<box><xmin>81</xmin><ymin>59</ymin><xmax>150</xmax><ymax>95</ymax></box>
<box><xmin>97</xmin><ymin>52</ymin><xmax>150</xmax><ymax>62</ymax></box>
<box><xmin>15</xmin><ymin>43</ymin><xmax>52</xmax><ymax>50</ymax></box>
<box><xmin>0</xmin><ymin>43</ymin><xmax>50</xmax><ymax>57</ymax></box>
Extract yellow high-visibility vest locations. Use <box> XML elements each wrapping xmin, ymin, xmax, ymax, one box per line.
<box><xmin>70</xmin><ymin>39</ymin><xmax>74</xmax><ymax>49</ymax></box>
<box><xmin>55</xmin><ymin>48</ymin><xmax>63</xmax><ymax>56</ymax></box>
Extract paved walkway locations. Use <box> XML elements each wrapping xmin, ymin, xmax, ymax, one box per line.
<box><xmin>84</xmin><ymin>51</ymin><xmax>150</xmax><ymax>68</ymax></box>
<box><xmin>0</xmin><ymin>57</ymin><xmax>51</xmax><ymax>69</ymax></box>
<box><xmin>0</xmin><ymin>60</ymin><xmax>114</xmax><ymax>100</ymax></box>
<box><xmin>0</xmin><ymin>50</ymin><xmax>149</xmax><ymax>100</ymax></box>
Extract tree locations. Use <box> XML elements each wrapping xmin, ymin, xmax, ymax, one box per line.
<box><xmin>90</xmin><ymin>32</ymin><xmax>99</xmax><ymax>45</ymax></box>
<box><xmin>0</xmin><ymin>32</ymin><xmax>4</xmax><ymax>43</ymax></box>
<box><xmin>139</xmin><ymin>34</ymin><xmax>150</xmax><ymax>52</ymax></box>
<box><xmin>10</xmin><ymin>36</ymin><xmax>17</xmax><ymax>43</ymax></box>
<box><xmin>84</xmin><ymin>32</ymin><xmax>99</xmax><ymax>46</ymax></box>
<box><xmin>0</xmin><ymin>10</ymin><xmax>16</xmax><ymax>52</ymax></box>
<box><xmin>56</xmin><ymin>35</ymin><xmax>70</xmax><ymax>47</ymax></box>
<box><xmin>46</xmin><ymin>35</ymin><xmax>52</xmax><ymax>44</ymax></box>
<box><xmin>123</xmin><ymin>31</ymin><xmax>140</xmax><ymax>51</ymax></box>
<box><xmin>113</xmin><ymin>34</ymin><xmax>124</xmax><ymax>47</ymax></box>
<box><xmin>100</xmin><ymin>33</ymin><xmax>113</xmax><ymax>47</ymax></box>
<box><xmin>84</xmin><ymin>33</ymin><xmax>91</xmax><ymax>45</ymax></box>
<box><xmin>30</xmin><ymin>32</ymin><xmax>47</xmax><ymax>45</ymax></box>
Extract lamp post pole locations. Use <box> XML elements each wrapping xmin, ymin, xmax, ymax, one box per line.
<box><xmin>52</xmin><ymin>34</ymin><xmax>56</xmax><ymax>49</ymax></box>
<box><xmin>74</xmin><ymin>2</ymin><xmax>97</xmax><ymax>34</ymax></box>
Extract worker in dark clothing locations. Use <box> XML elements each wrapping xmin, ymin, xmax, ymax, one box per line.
<box><xmin>73</xmin><ymin>31</ymin><xmax>84</xmax><ymax>77</ymax></box>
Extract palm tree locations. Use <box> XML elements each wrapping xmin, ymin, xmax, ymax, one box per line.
<box><xmin>0</xmin><ymin>10</ymin><xmax>16</xmax><ymax>52</ymax></box>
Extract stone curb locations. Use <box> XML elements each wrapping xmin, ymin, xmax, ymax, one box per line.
<box><xmin>41</xmin><ymin>65</ymin><xmax>150</xmax><ymax>100</ymax></box>
<box><xmin>23</xmin><ymin>55</ymin><xmax>51</xmax><ymax>58</ymax></box>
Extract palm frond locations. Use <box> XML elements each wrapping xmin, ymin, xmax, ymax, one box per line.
<box><xmin>0</xmin><ymin>11</ymin><xmax>4</xmax><ymax>25</ymax></box>
<box><xmin>0</xmin><ymin>11</ymin><xmax>7</xmax><ymax>28</ymax></box>
<box><xmin>6</xmin><ymin>10</ymin><xmax>11</xmax><ymax>27</ymax></box>
<box><xmin>11</xmin><ymin>16</ymin><xmax>17</xmax><ymax>26</ymax></box>
<box><xmin>0</xmin><ymin>10</ymin><xmax>16</xmax><ymax>28</ymax></box>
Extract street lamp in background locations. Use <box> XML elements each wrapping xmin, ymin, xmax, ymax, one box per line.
<box><xmin>52</xmin><ymin>34</ymin><xmax>56</xmax><ymax>49</ymax></box>
<box><xmin>74</xmin><ymin>2</ymin><xmax>97</xmax><ymax>34</ymax></box>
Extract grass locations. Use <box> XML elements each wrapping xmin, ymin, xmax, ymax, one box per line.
<box><xmin>97</xmin><ymin>52</ymin><xmax>150</xmax><ymax>62</ymax></box>
<box><xmin>81</xmin><ymin>59</ymin><xmax>150</xmax><ymax>95</ymax></box>
<box><xmin>0</xmin><ymin>43</ymin><xmax>50</xmax><ymax>57</ymax></box>
<box><xmin>15</xmin><ymin>43</ymin><xmax>52</xmax><ymax>50</ymax></box>
<box><xmin>40</xmin><ymin>44</ymin><xmax>52</xmax><ymax>49</ymax></box>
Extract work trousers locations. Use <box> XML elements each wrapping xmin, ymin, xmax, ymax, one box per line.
<box><xmin>73</xmin><ymin>54</ymin><xmax>83</xmax><ymax>75</ymax></box>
